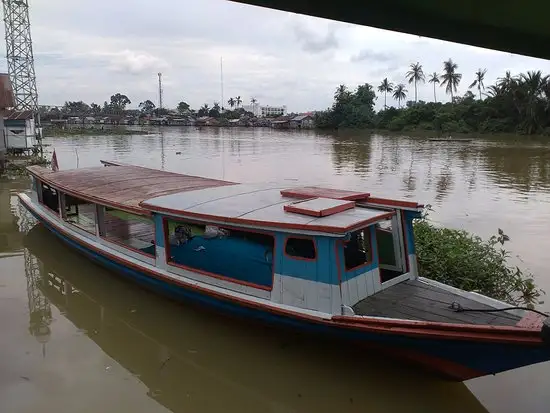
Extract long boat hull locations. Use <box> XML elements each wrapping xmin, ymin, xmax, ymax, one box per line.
<box><xmin>18</xmin><ymin>194</ymin><xmax>550</xmax><ymax>381</ymax></box>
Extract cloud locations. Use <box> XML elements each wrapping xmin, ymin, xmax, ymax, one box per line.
<box><xmin>350</xmin><ymin>49</ymin><xmax>396</xmax><ymax>63</ymax></box>
<box><xmin>6</xmin><ymin>0</ymin><xmax>550</xmax><ymax>112</ymax></box>
<box><xmin>292</xmin><ymin>23</ymin><xmax>339</xmax><ymax>54</ymax></box>
<box><xmin>101</xmin><ymin>50</ymin><xmax>169</xmax><ymax>75</ymax></box>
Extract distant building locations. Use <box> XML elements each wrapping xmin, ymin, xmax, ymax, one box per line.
<box><xmin>242</xmin><ymin>103</ymin><xmax>287</xmax><ymax>118</ymax></box>
<box><xmin>290</xmin><ymin>114</ymin><xmax>314</xmax><ymax>129</ymax></box>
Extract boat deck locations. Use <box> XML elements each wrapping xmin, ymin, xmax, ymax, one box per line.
<box><xmin>353</xmin><ymin>279</ymin><xmax>522</xmax><ymax>326</ymax></box>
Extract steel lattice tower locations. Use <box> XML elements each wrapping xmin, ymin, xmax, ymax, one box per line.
<box><xmin>2</xmin><ymin>0</ymin><xmax>38</xmax><ymax>111</ymax></box>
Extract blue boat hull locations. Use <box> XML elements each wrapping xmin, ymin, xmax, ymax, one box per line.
<box><xmin>25</xmin><ymin>204</ymin><xmax>550</xmax><ymax>381</ymax></box>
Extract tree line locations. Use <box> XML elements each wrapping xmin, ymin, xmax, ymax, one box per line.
<box><xmin>43</xmin><ymin>93</ymin><xmax>260</xmax><ymax>121</ymax></box>
<box><xmin>316</xmin><ymin>60</ymin><xmax>550</xmax><ymax>135</ymax></box>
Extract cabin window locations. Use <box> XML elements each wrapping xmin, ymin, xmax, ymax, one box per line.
<box><xmin>165</xmin><ymin>218</ymin><xmax>274</xmax><ymax>288</ymax></box>
<box><xmin>344</xmin><ymin>228</ymin><xmax>372</xmax><ymax>271</ymax></box>
<box><xmin>376</xmin><ymin>219</ymin><xmax>397</xmax><ymax>267</ymax></box>
<box><xmin>40</xmin><ymin>183</ymin><xmax>59</xmax><ymax>213</ymax></box>
<box><xmin>285</xmin><ymin>237</ymin><xmax>316</xmax><ymax>260</ymax></box>
<box><xmin>101</xmin><ymin>207</ymin><xmax>156</xmax><ymax>256</ymax></box>
<box><xmin>61</xmin><ymin>193</ymin><xmax>96</xmax><ymax>234</ymax></box>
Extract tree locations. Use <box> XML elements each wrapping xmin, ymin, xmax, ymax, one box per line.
<box><xmin>235</xmin><ymin>96</ymin><xmax>242</xmax><ymax>107</ymax></box>
<box><xmin>497</xmin><ymin>71</ymin><xmax>515</xmax><ymax>91</ymax></box>
<box><xmin>440</xmin><ymin>59</ymin><xmax>462</xmax><ymax>102</ymax></box>
<box><xmin>250</xmin><ymin>97</ymin><xmax>257</xmax><ymax>105</ymax></box>
<box><xmin>469</xmin><ymin>68</ymin><xmax>487</xmax><ymax>100</ymax></box>
<box><xmin>177</xmin><ymin>101</ymin><xmax>190</xmax><ymax>114</ymax></box>
<box><xmin>377</xmin><ymin>78</ymin><xmax>394</xmax><ymax>109</ymax></box>
<box><xmin>227</xmin><ymin>97</ymin><xmax>235</xmax><ymax>109</ymax></box>
<box><xmin>110</xmin><ymin>93</ymin><xmax>131</xmax><ymax>111</ymax></box>
<box><xmin>516</xmin><ymin>70</ymin><xmax>548</xmax><ymax>133</ymax></box>
<box><xmin>209</xmin><ymin>102</ymin><xmax>221</xmax><ymax>118</ymax></box>
<box><xmin>405</xmin><ymin>62</ymin><xmax>425</xmax><ymax>103</ymax></box>
<box><xmin>428</xmin><ymin>72</ymin><xmax>440</xmax><ymax>103</ymax></box>
<box><xmin>139</xmin><ymin>99</ymin><xmax>156</xmax><ymax>114</ymax></box>
<box><xmin>90</xmin><ymin>102</ymin><xmax>101</xmax><ymax>115</ymax></box>
<box><xmin>392</xmin><ymin>84</ymin><xmax>407</xmax><ymax>108</ymax></box>
<box><xmin>197</xmin><ymin>104</ymin><xmax>210</xmax><ymax>117</ymax></box>
<box><xmin>62</xmin><ymin>101</ymin><xmax>90</xmax><ymax>115</ymax></box>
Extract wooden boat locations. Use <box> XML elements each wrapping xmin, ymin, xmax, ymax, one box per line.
<box><xmin>18</xmin><ymin>160</ymin><xmax>550</xmax><ymax>381</ymax></box>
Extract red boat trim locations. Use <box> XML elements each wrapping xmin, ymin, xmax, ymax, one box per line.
<box><xmin>140</xmin><ymin>203</ymin><xmax>396</xmax><ymax>235</ymax></box>
<box><xmin>19</xmin><ymin>195</ymin><xmax>545</xmax><ymax>347</ymax></box>
<box><xmin>283</xmin><ymin>199</ymin><xmax>355</xmax><ymax>217</ymax></box>
<box><xmin>366</xmin><ymin>197</ymin><xmax>423</xmax><ymax>209</ymax></box>
<box><xmin>280</xmin><ymin>187</ymin><xmax>370</xmax><ymax>201</ymax></box>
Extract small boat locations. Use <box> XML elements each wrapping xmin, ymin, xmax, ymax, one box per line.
<box><xmin>18</xmin><ymin>160</ymin><xmax>550</xmax><ymax>381</ymax></box>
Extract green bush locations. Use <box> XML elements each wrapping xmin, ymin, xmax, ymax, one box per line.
<box><xmin>414</xmin><ymin>216</ymin><xmax>543</xmax><ymax>306</ymax></box>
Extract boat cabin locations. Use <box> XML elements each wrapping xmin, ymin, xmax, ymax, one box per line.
<box><xmin>26</xmin><ymin>161</ymin><xmax>422</xmax><ymax>315</ymax></box>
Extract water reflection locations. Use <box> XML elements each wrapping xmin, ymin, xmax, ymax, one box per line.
<box><xmin>0</xmin><ymin>178</ymin><xmax>29</xmax><ymax>255</ymax></box>
<box><xmin>330</xmin><ymin>134</ymin><xmax>372</xmax><ymax>177</ymax></box>
<box><xmin>21</xmin><ymin>223</ymin><xmax>487</xmax><ymax>413</ymax></box>
<box><xmin>481</xmin><ymin>145</ymin><xmax>550</xmax><ymax>193</ymax></box>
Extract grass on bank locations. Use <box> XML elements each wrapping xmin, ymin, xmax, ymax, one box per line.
<box><xmin>414</xmin><ymin>210</ymin><xmax>542</xmax><ymax>306</ymax></box>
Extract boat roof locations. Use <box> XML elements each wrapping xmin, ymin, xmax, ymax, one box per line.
<box><xmin>27</xmin><ymin>164</ymin><xmax>235</xmax><ymax>215</ymax></box>
<box><xmin>28</xmin><ymin>162</ymin><xmax>422</xmax><ymax>235</ymax></box>
<box><xmin>141</xmin><ymin>183</ymin><xmax>395</xmax><ymax>235</ymax></box>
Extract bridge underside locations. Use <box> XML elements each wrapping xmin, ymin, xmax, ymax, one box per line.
<box><xmin>230</xmin><ymin>0</ymin><xmax>550</xmax><ymax>60</ymax></box>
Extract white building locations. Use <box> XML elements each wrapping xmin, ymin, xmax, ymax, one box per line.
<box><xmin>4</xmin><ymin>110</ymin><xmax>37</xmax><ymax>150</ymax></box>
<box><xmin>242</xmin><ymin>103</ymin><xmax>287</xmax><ymax>118</ymax></box>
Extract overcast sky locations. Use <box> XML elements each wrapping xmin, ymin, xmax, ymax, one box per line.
<box><xmin>7</xmin><ymin>0</ymin><xmax>550</xmax><ymax>112</ymax></box>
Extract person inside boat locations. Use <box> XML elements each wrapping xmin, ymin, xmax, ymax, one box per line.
<box><xmin>169</xmin><ymin>225</ymin><xmax>193</xmax><ymax>246</ymax></box>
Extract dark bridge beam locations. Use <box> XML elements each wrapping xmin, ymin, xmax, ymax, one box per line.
<box><xmin>230</xmin><ymin>0</ymin><xmax>550</xmax><ymax>60</ymax></box>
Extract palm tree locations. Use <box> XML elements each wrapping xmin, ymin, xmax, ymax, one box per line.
<box><xmin>516</xmin><ymin>70</ymin><xmax>548</xmax><ymax>133</ymax></box>
<box><xmin>250</xmin><ymin>97</ymin><xmax>257</xmax><ymax>105</ymax></box>
<box><xmin>377</xmin><ymin>78</ymin><xmax>394</xmax><ymax>109</ymax></box>
<box><xmin>427</xmin><ymin>72</ymin><xmax>440</xmax><ymax>103</ymax></box>
<box><xmin>469</xmin><ymin>68</ymin><xmax>487</xmax><ymax>100</ymax></box>
<box><xmin>392</xmin><ymin>84</ymin><xmax>407</xmax><ymax>108</ymax></box>
<box><xmin>227</xmin><ymin>97</ymin><xmax>235</xmax><ymax>109</ymax></box>
<box><xmin>497</xmin><ymin>71</ymin><xmax>515</xmax><ymax>91</ymax></box>
<box><xmin>440</xmin><ymin>59</ymin><xmax>462</xmax><ymax>102</ymax></box>
<box><xmin>405</xmin><ymin>62</ymin><xmax>425</xmax><ymax>103</ymax></box>
<box><xmin>235</xmin><ymin>96</ymin><xmax>242</xmax><ymax>107</ymax></box>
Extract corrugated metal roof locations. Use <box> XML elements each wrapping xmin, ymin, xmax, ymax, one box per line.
<box><xmin>4</xmin><ymin>110</ymin><xmax>34</xmax><ymax>120</ymax></box>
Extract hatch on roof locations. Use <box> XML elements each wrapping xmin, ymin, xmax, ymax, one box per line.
<box><xmin>281</xmin><ymin>186</ymin><xmax>369</xmax><ymax>201</ymax></box>
<box><xmin>284</xmin><ymin>197</ymin><xmax>355</xmax><ymax>218</ymax></box>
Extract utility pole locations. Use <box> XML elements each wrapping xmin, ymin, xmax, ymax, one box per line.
<box><xmin>2</xmin><ymin>0</ymin><xmax>38</xmax><ymax>111</ymax></box>
<box><xmin>158</xmin><ymin>72</ymin><xmax>163</xmax><ymax>111</ymax></box>
<box><xmin>220</xmin><ymin>57</ymin><xmax>224</xmax><ymax>111</ymax></box>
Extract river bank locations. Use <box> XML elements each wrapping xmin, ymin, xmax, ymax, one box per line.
<box><xmin>43</xmin><ymin>126</ymin><xmax>151</xmax><ymax>137</ymax></box>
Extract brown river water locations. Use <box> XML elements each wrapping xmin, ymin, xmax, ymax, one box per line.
<box><xmin>1</xmin><ymin>127</ymin><xmax>550</xmax><ymax>412</ymax></box>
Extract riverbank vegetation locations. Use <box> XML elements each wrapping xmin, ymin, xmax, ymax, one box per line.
<box><xmin>44</xmin><ymin>126</ymin><xmax>150</xmax><ymax>136</ymax></box>
<box><xmin>316</xmin><ymin>60</ymin><xmax>550</xmax><ymax>135</ymax></box>
<box><xmin>414</xmin><ymin>212</ymin><xmax>542</xmax><ymax>306</ymax></box>
<box><xmin>1</xmin><ymin>155</ymin><xmax>50</xmax><ymax>177</ymax></box>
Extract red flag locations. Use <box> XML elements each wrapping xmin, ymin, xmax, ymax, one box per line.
<box><xmin>51</xmin><ymin>149</ymin><xmax>59</xmax><ymax>171</ymax></box>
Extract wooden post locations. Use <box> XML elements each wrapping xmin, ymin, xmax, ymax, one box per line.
<box><xmin>96</xmin><ymin>204</ymin><xmax>105</xmax><ymax>238</ymax></box>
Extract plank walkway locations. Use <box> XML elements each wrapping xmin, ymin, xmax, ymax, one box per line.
<box><xmin>353</xmin><ymin>279</ymin><xmax>521</xmax><ymax>326</ymax></box>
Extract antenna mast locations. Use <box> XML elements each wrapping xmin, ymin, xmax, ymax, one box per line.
<box><xmin>2</xmin><ymin>0</ymin><xmax>38</xmax><ymax>111</ymax></box>
<box><xmin>158</xmin><ymin>72</ymin><xmax>163</xmax><ymax>111</ymax></box>
<box><xmin>220</xmin><ymin>57</ymin><xmax>224</xmax><ymax>111</ymax></box>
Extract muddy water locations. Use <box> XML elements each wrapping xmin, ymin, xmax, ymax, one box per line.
<box><xmin>1</xmin><ymin>127</ymin><xmax>549</xmax><ymax>412</ymax></box>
